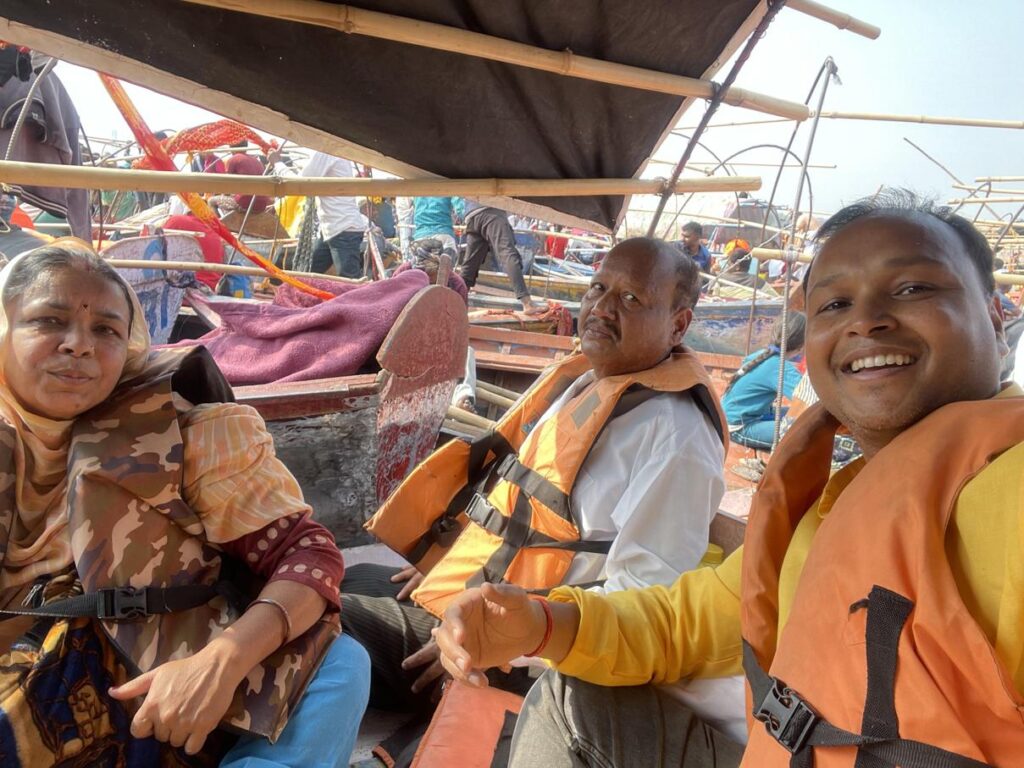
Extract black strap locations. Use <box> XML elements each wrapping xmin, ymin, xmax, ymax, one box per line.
<box><xmin>493</xmin><ymin>454</ymin><xmax>571</xmax><ymax>521</ymax></box>
<box><xmin>744</xmin><ymin>587</ymin><xmax>993</xmax><ymax>768</ymax></box>
<box><xmin>465</xmin><ymin>493</ymin><xmax>611</xmax><ymax>554</ymax></box>
<box><xmin>855</xmin><ymin>587</ymin><xmax>912</xmax><ymax>768</ymax></box>
<box><xmin>609</xmin><ymin>386</ymin><xmax>662</xmax><ymax>420</ymax></box>
<box><xmin>413</xmin><ymin>385</ymin><xmax>692</xmax><ymax>576</ymax></box>
<box><xmin>521</xmin><ymin>539</ymin><xmax>612</xmax><ymax>554</ymax></box>
<box><xmin>689</xmin><ymin>384</ymin><xmax>726</xmax><ymax>447</ymax></box>
<box><xmin>487</xmin><ymin>387</ymin><xmax>667</xmax><ymax>528</ymax></box>
<box><xmin>405</xmin><ymin>429</ymin><xmax>516</xmax><ymax>565</ymax></box>
<box><xmin>490</xmin><ymin>710</ymin><xmax>520</xmax><ymax>768</ymax></box>
<box><xmin>0</xmin><ymin>583</ymin><xmax>221</xmax><ymax>622</ymax></box>
<box><xmin>467</xmin><ymin>491</ymin><xmax>535</xmax><ymax>588</ymax></box>
<box><xmin>459</xmin><ymin>388</ymin><xmax>663</xmax><ymax>587</ymax></box>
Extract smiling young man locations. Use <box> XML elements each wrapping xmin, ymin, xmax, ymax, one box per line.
<box><xmin>343</xmin><ymin>238</ymin><xmax>735</xmax><ymax>740</ymax></box>
<box><xmin>435</xmin><ymin>190</ymin><xmax>1024</xmax><ymax>768</ymax></box>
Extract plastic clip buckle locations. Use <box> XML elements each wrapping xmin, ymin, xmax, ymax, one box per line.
<box><xmin>102</xmin><ymin>587</ymin><xmax>149</xmax><ymax>620</ymax></box>
<box><xmin>753</xmin><ymin>679</ymin><xmax>818</xmax><ymax>753</ymax></box>
<box><xmin>429</xmin><ymin>515</ymin><xmax>462</xmax><ymax>549</ymax></box>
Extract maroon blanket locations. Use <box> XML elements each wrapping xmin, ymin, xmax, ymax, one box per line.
<box><xmin>176</xmin><ymin>270</ymin><xmax>429</xmax><ymax>384</ymax></box>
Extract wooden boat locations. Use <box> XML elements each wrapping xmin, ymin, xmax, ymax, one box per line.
<box><xmin>102</xmin><ymin>234</ymin><xmax>204</xmax><ymax>344</ymax></box>
<box><xmin>529</xmin><ymin>256</ymin><xmax>596</xmax><ymax>280</ymax></box>
<box><xmin>687</xmin><ymin>298</ymin><xmax>781</xmax><ymax>357</ymax></box>
<box><xmin>469</xmin><ymin>284</ymin><xmax>780</xmax><ymax>357</ymax></box>
<box><xmin>232</xmin><ymin>284</ymin><xmax>467</xmax><ymax>547</ymax></box>
<box><xmin>474</xmin><ymin>268</ymin><xmax>589</xmax><ymax>303</ymax></box>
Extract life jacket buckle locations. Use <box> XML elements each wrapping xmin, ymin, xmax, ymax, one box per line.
<box><xmin>100</xmin><ymin>587</ymin><xmax>149</xmax><ymax>620</ymax></box>
<box><xmin>753</xmin><ymin>678</ymin><xmax>818</xmax><ymax>754</ymax></box>
<box><xmin>429</xmin><ymin>516</ymin><xmax>462</xmax><ymax>549</ymax></box>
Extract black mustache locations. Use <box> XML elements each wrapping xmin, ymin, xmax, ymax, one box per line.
<box><xmin>585</xmin><ymin>320</ymin><xmax>617</xmax><ymax>335</ymax></box>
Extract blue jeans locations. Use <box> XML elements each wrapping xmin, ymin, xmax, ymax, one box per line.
<box><xmin>220</xmin><ymin>633</ymin><xmax>371</xmax><ymax>767</ymax></box>
<box><xmin>731</xmin><ymin>420</ymin><xmax>777</xmax><ymax>450</ymax></box>
<box><xmin>312</xmin><ymin>231</ymin><xmax>366</xmax><ymax>278</ymax></box>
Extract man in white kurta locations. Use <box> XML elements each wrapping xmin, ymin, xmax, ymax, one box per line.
<box><xmin>341</xmin><ymin>238</ymin><xmax>740</xmax><ymax>738</ymax></box>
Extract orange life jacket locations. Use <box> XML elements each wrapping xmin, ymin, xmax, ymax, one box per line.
<box><xmin>407</xmin><ymin>682</ymin><xmax>524</xmax><ymax>768</ymax></box>
<box><xmin>740</xmin><ymin>398</ymin><xmax>1024</xmax><ymax>768</ymax></box>
<box><xmin>365</xmin><ymin>349</ymin><xmax>726</xmax><ymax>618</ymax></box>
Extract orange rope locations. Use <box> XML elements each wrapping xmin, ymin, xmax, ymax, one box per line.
<box><xmin>98</xmin><ymin>74</ymin><xmax>330</xmax><ymax>300</ymax></box>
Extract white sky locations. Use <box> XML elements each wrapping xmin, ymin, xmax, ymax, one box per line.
<box><xmin>52</xmin><ymin>0</ymin><xmax>1024</xmax><ymax>228</ymax></box>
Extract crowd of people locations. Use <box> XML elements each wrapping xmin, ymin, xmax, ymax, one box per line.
<box><xmin>0</xmin><ymin>162</ymin><xmax>1021</xmax><ymax>768</ymax></box>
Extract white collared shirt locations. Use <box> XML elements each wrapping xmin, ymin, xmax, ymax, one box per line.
<box><xmin>532</xmin><ymin>369</ymin><xmax>746</xmax><ymax>743</ymax></box>
<box><xmin>533</xmin><ymin>370</ymin><xmax>724</xmax><ymax>592</ymax></box>
<box><xmin>274</xmin><ymin>152</ymin><xmax>367</xmax><ymax>239</ymax></box>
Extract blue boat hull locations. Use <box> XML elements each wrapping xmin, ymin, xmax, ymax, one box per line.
<box><xmin>686</xmin><ymin>300</ymin><xmax>781</xmax><ymax>357</ymax></box>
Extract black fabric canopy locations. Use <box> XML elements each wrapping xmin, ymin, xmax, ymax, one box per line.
<box><xmin>0</xmin><ymin>0</ymin><xmax>762</xmax><ymax>231</ymax></box>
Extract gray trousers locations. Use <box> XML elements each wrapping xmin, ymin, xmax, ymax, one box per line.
<box><xmin>509</xmin><ymin>670</ymin><xmax>744</xmax><ymax>768</ymax></box>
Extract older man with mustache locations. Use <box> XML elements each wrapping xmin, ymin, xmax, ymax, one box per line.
<box><xmin>341</xmin><ymin>237</ymin><xmax>736</xmax><ymax>747</ymax></box>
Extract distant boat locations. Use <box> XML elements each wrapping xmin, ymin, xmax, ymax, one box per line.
<box><xmin>474</xmin><ymin>267</ymin><xmax>589</xmax><ymax>303</ymax></box>
<box><xmin>468</xmin><ymin>285</ymin><xmax>781</xmax><ymax>357</ymax></box>
<box><xmin>686</xmin><ymin>298</ymin><xmax>781</xmax><ymax>357</ymax></box>
<box><xmin>102</xmin><ymin>234</ymin><xmax>204</xmax><ymax>344</ymax></box>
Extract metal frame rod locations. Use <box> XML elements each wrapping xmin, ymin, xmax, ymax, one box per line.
<box><xmin>645</xmin><ymin>1</ymin><xmax>786</xmax><ymax>236</ymax></box>
<box><xmin>772</xmin><ymin>57</ymin><xmax>838</xmax><ymax>449</ymax></box>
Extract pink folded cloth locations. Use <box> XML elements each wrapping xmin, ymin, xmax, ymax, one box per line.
<box><xmin>175</xmin><ymin>270</ymin><xmax>429</xmax><ymax>384</ymax></box>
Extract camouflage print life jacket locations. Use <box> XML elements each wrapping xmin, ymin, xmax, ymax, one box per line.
<box><xmin>0</xmin><ymin>347</ymin><xmax>338</xmax><ymax>742</ymax></box>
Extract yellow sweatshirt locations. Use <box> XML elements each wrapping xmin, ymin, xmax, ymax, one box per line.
<box><xmin>550</xmin><ymin>386</ymin><xmax>1024</xmax><ymax>695</ymax></box>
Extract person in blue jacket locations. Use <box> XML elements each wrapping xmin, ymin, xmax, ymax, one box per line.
<box><xmin>721</xmin><ymin>312</ymin><xmax>805</xmax><ymax>450</ymax></box>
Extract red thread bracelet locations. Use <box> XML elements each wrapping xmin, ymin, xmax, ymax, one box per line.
<box><xmin>525</xmin><ymin>597</ymin><xmax>553</xmax><ymax>658</ymax></box>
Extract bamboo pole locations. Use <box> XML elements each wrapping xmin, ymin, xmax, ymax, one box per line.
<box><xmin>104</xmin><ymin>259</ymin><xmax>361</xmax><ymax>284</ymax></box>
<box><xmin>645</xmin><ymin>158</ymin><xmax>837</xmax><ymax>170</ymax></box>
<box><xmin>751</xmin><ymin>247</ymin><xmax>812</xmax><ymax>264</ymax></box>
<box><xmin>476</xmin><ymin>380</ymin><xmax>522</xmax><ymax>402</ymax></box>
<box><xmin>786</xmin><ymin>0</ymin><xmax>881</xmax><ymax>39</ymax></box>
<box><xmin>457</xmin><ymin>225</ymin><xmax>611</xmax><ymax>248</ymax></box>
<box><xmin>749</xmin><ymin>248</ymin><xmax>1024</xmax><ymax>287</ymax></box>
<box><xmin>952</xmin><ymin>183</ymin><xmax>1024</xmax><ymax>196</ymax></box>
<box><xmin>815</xmin><ymin>111</ymin><xmax>1024</xmax><ymax>130</ymax></box>
<box><xmin>31</xmin><ymin>222</ymin><xmax>202</xmax><ymax>238</ymax></box>
<box><xmin>701</xmin><ymin>270</ymin><xmax>777</xmax><ymax>297</ymax></box>
<box><xmin>673</xmin><ymin>118</ymin><xmax>793</xmax><ymax>132</ymax></box>
<box><xmin>475</xmin><ymin>387</ymin><xmax>516</xmax><ymax>410</ymax></box>
<box><xmin>442</xmin><ymin>418</ymin><xmax>485</xmax><ymax>437</ymax></box>
<box><xmin>446</xmin><ymin>405</ymin><xmax>496</xmax><ymax>431</ymax></box>
<box><xmin>902</xmin><ymin>138</ymin><xmax>1005</xmax><ymax>224</ymax></box>
<box><xmin>182</xmin><ymin>0</ymin><xmax>809</xmax><ymax>121</ymax></box>
<box><xmin>625</xmin><ymin>209</ymin><xmax>798</xmax><ymax>238</ymax></box>
<box><xmin>976</xmin><ymin>177</ymin><xmax>1024</xmax><ymax>183</ymax></box>
<box><xmin>949</xmin><ymin>197</ymin><xmax>1024</xmax><ymax>205</ymax></box>
<box><xmin>0</xmin><ymin>160</ymin><xmax>762</xmax><ymax>197</ymax></box>
<box><xmin>972</xmin><ymin>219</ymin><xmax>1024</xmax><ymax>228</ymax></box>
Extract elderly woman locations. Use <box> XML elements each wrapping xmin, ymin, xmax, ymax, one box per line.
<box><xmin>0</xmin><ymin>240</ymin><xmax>369</xmax><ymax>766</ymax></box>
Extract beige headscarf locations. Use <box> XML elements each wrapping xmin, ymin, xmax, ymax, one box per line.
<box><xmin>0</xmin><ymin>238</ymin><xmax>151</xmax><ymax>593</ymax></box>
